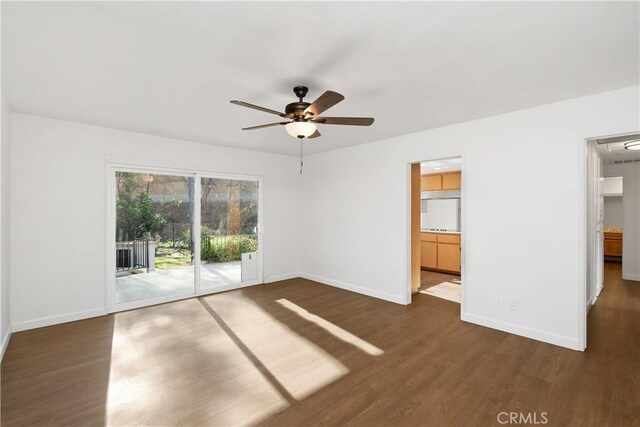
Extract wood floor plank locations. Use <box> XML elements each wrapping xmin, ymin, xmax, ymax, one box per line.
<box><xmin>1</xmin><ymin>263</ymin><xmax>639</xmax><ymax>426</ymax></box>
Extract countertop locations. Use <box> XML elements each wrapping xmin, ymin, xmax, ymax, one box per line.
<box><xmin>421</xmin><ymin>229</ymin><xmax>461</xmax><ymax>235</ymax></box>
<box><xmin>604</xmin><ymin>227</ymin><xmax>623</xmax><ymax>233</ymax></box>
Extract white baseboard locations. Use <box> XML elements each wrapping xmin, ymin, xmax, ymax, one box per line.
<box><xmin>265</xmin><ymin>272</ymin><xmax>301</xmax><ymax>283</ymax></box>
<box><xmin>461</xmin><ymin>312</ymin><xmax>582</xmax><ymax>351</ymax></box>
<box><xmin>300</xmin><ymin>273</ymin><xmax>407</xmax><ymax>305</ymax></box>
<box><xmin>622</xmin><ymin>273</ymin><xmax>640</xmax><ymax>282</ymax></box>
<box><xmin>12</xmin><ymin>307</ymin><xmax>107</xmax><ymax>332</ymax></box>
<box><xmin>1</xmin><ymin>326</ymin><xmax>11</xmax><ymax>361</ymax></box>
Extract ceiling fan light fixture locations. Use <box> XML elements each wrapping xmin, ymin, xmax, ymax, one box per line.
<box><xmin>285</xmin><ymin>121</ymin><xmax>317</xmax><ymax>138</ymax></box>
<box><xmin>624</xmin><ymin>140</ymin><xmax>640</xmax><ymax>150</ymax></box>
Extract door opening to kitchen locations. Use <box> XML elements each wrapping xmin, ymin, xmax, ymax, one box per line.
<box><xmin>410</xmin><ymin>156</ymin><xmax>463</xmax><ymax>305</ymax></box>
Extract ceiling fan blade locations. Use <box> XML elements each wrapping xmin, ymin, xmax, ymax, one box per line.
<box><xmin>308</xmin><ymin>129</ymin><xmax>321</xmax><ymax>139</ymax></box>
<box><xmin>312</xmin><ymin>117</ymin><xmax>374</xmax><ymax>126</ymax></box>
<box><xmin>231</xmin><ymin>100</ymin><xmax>287</xmax><ymax>118</ymax></box>
<box><xmin>242</xmin><ymin>122</ymin><xmax>290</xmax><ymax>130</ymax></box>
<box><xmin>304</xmin><ymin>91</ymin><xmax>345</xmax><ymax>117</ymax></box>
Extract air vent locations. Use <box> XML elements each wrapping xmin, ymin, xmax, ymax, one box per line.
<box><xmin>613</xmin><ymin>159</ymin><xmax>640</xmax><ymax>164</ymax></box>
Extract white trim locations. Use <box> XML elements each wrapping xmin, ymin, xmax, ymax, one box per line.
<box><xmin>12</xmin><ymin>308</ymin><xmax>107</xmax><ymax>332</ymax></box>
<box><xmin>301</xmin><ymin>273</ymin><xmax>406</xmax><ymax>305</ymax></box>
<box><xmin>1</xmin><ymin>326</ymin><xmax>11</xmax><ymax>361</ymax></box>
<box><xmin>596</xmin><ymin>281</ymin><xmax>604</xmax><ymax>296</ymax></box>
<box><xmin>203</xmin><ymin>280</ymin><xmax>262</xmax><ymax>294</ymax></box>
<box><xmin>461</xmin><ymin>312</ymin><xmax>582</xmax><ymax>351</ymax></box>
<box><xmin>623</xmin><ymin>273</ymin><xmax>640</xmax><ymax>282</ymax></box>
<box><xmin>588</xmin><ymin>294</ymin><xmax>598</xmax><ymax>311</ymax></box>
<box><xmin>194</xmin><ymin>176</ymin><xmax>202</xmax><ymax>294</ymax></box>
<box><xmin>580</xmin><ymin>138</ymin><xmax>591</xmax><ymax>350</ymax></box>
<box><xmin>110</xmin><ymin>291</ymin><xmax>197</xmax><ymax>313</ymax></box>
<box><xmin>404</xmin><ymin>162</ymin><xmax>413</xmax><ymax>305</ymax></box>
<box><xmin>106</xmin><ymin>163</ymin><xmax>115</xmax><ymax>313</ymax></box>
<box><xmin>265</xmin><ymin>272</ymin><xmax>301</xmax><ymax>283</ymax></box>
<box><xmin>109</xmin><ymin>281</ymin><xmax>262</xmax><ymax>313</ymax></box>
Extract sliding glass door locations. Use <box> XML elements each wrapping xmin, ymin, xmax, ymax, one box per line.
<box><xmin>200</xmin><ymin>178</ymin><xmax>259</xmax><ymax>290</ymax></box>
<box><xmin>111</xmin><ymin>167</ymin><xmax>261</xmax><ymax>311</ymax></box>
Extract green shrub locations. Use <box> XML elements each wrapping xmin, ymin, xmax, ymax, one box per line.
<box><xmin>201</xmin><ymin>235</ymin><xmax>257</xmax><ymax>262</ymax></box>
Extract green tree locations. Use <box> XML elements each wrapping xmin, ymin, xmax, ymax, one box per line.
<box><xmin>116</xmin><ymin>173</ymin><xmax>166</xmax><ymax>240</ymax></box>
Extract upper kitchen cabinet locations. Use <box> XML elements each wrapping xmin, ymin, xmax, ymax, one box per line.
<box><xmin>602</xmin><ymin>176</ymin><xmax>623</xmax><ymax>196</ymax></box>
<box><xmin>442</xmin><ymin>172</ymin><xmax>461</xmax><ymax>190</ymax></box>
<box><xmin>421</xmin><ymin>171</ymin><xmax>461</xmax><ymax>191</ymax></box>
<box><xmin>421</xmin><ymin>174</ymin><xmax>442</xmax><ymax>191</ymax></box>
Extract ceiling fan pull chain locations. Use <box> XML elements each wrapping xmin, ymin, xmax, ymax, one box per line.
<box><xmin>300</xmin><ymin>137</ymin><xmax>304</xmax><ymax>175</ymax></box>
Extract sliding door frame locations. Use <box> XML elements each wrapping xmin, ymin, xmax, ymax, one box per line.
<box><xmin>106</xmin><ymin>163</ymin><xmax>264</xmax><ymax>313</ymax></box>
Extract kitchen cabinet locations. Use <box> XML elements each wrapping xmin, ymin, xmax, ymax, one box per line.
<box><xmin>437</xmin><ymin>243</ymin><xmax>460</xmax><ymax>272</ymax></box>
<box><xmin>421</xmin><ymin>171</ymin><xmax>461</xmax><ymax>191</ymax></box>
<box><xmin>420</xmin><ymin>232</ymin><xmax>460</xmax><ymax>273</ymax></box>
<box><xmin>420</xmin><ymin>241</ymin><xmax>438</xmax><ymax>269</ymax></box>
<box><xmin>604</xmin><ymin>232</ymin><xmax>622</xmax><ymax>257</ymax></box>
<box><xmin>421</xmin><ymin>174</ymin><xmax>442</xmax><ymax>191</ymax></box>
<box><xmin>442</xmin><ymin>172</ymin><xmax>461</xmax><ymax>190</ymax></box>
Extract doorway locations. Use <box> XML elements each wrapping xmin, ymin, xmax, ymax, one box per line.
<box><xmin>409</xmin><ymin>156</ymin><xmax>463</xmax><ymax>306</ymax></box>
<box><xmin>585</xmin><ymin>131</ymin><xmax>640</xmax><ymax>348</ymax></box>
<box><xmin>108</xmin><ymin>166</ymin><xmax>263</xmax><ymax>312</ymax></box>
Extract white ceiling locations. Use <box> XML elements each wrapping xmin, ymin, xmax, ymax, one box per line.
<box><xmin>594</xmin><ymin>134</ymin><xmax>640</xmax><ymax>163</ymax></box>
<box><xmin>3</xmin><ymin>2</ymin><xmax>639</xmax><ymax>156</ymax></box>
<box><xmin>421</xmin><ymin>157</ymin><xmax>462</xmax><ymax>174</ymax></box>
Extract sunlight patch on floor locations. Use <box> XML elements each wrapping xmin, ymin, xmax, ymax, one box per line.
<box><xmin>202</xmin><ymin>293</ymin><xmax>349</xmax><ymax>401</ymax></box>
<box><xmin>105</xmin><ymin>293</ymin><xmax>350</xmax><ymax>425</ymax></box>
<box><xmin>420</xmin><ymin>281</ymin><xmax>461</xmax><ymax>303</ymax></box>
<box><xmin>276</xmin><ymin>298</ymin><xmax>384</xmax><ymax>356</ymax></box>
<box><xmin>105</xmin><ymin>299</ymin><xmax>291</xmax><ymax>426</ymax></box>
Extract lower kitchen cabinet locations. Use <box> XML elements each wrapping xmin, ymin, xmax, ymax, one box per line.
<box><xmin>420</xmin><ymin>241</ymin><xmax>438</xmax><ymax>269</ymax></box>
<box><xmin>420</xmin><ymin>232</ymin><xmax>460</xmax><ymax>273</ymax></box>
<box><xmin>437</xmin><ymin>243</ymin><xmax>460</xmax><ymax>272</ymax></box>
<box><xmin>604</xmin><ymin>232</ymin><xmax>623</xmax><ymax>257</ymax></box>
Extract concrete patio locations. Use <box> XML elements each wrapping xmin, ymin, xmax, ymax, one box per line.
<box><xmin>116</xmin><ymin>261</ymin><xmax>241</xmax><ymax>304</ymax></box>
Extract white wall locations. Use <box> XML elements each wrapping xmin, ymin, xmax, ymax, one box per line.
<box><xmin>604</xmin><ymin>162</ymin><xmax>640</xmax><ymax>281</ymax></box>
<box><xmin>1</xmin><ymin>2</ymin><xmax>12</xmax><ymax>358</ymax></box>
<box><xmin>586</xmin><ymin>143</ymin><xmax>604</xmax><ymax>309</ymax></box>
<box><xmin>301</xmin><ymin>86</ymin><xmax>639</xmax><ymax>350</ymax></box>
<box><xmin>7</xmin><ymin>87</ymin><xmax>639</xmax><ymax>349</ymax></box>
<box><xmin>10</xmin><ymin>114</ymin><xmax>302</xmax><ymax>331</ymax></box>
<box><xmin>604</xmin><ymin>196</ymin><xmax>623</xmax><ymax>228</ymax></box>
<box><xmin>1</xmin><ymin>96</ymin><xmax>10</xmax><ymax>356</ymax></box>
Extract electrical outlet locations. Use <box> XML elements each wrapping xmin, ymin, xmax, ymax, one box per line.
<box><xmin>509</xmin><ymin>299</ymin><xmax>519</xmax><ymax>310</ymax></box>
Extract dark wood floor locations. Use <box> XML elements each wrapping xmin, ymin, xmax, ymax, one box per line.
<box><xmin>1</xmin><ymin>262</ymin><xmax>638</xmax><ymax>426</ymax></box>
<box><xmin>419</xmin><ymin>269</ymin><xmax>460</xmax><ymax>291</ymax></box>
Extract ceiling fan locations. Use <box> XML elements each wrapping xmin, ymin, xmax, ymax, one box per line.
<box><xmin>230</xmin><ymin>86</ymin><xmax>374</xmax><ymax>140</ymax></box>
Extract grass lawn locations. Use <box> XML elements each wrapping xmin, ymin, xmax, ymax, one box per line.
<box><xmin>155</xmin><ymin>247</ymin><xmax>192</xmax><ymax>269</ymax></box>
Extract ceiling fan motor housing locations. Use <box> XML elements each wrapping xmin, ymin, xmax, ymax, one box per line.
<box><xmin>285</xmin><ymin>102</ymin><xmax>311</xmax><ymax>118</ymax></box>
